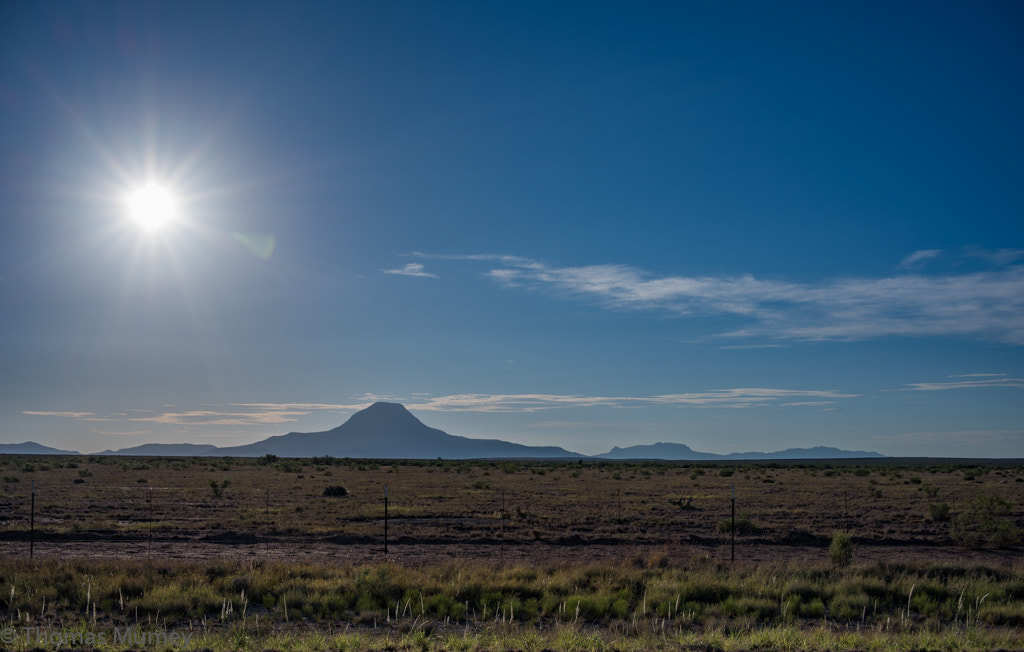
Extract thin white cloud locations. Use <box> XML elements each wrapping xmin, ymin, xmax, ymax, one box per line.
<box><xmin>128</xmin><ymin>410</ymin><xmax>309</xmax><ymax>426</ymax></box>
<box><xmin>900</xmin><ymin>249</ymin><xmax>942</xmax><ymax>269</ymax></box>
<box><xmin>23</xmin><ymin>403</ymin><xmax>369</xmax><ymax>427</ymax></box>
<box><xmin>22</xmin><ymin>411</ymin><xmax>96</xmax><ymax>419</ymax></box>
<box><xmin>966</xmin><ymin>247</ymin><xmax>1024</xmax><ymax>266</ymax></box>
<box><xmin>383</xmin><ymin>262</ymin><xmax>437</xmax><ymax>278</ymax></box>
<box><xmin>416</xmin><ymin>252</ymin><xmax>1024</xmax><ymax>344</ymax></box>
<box><xmin>870</xmin><ymin>429</ymin><xmax>1024</xmax><ymax>449</ymax></box>
<box><xmin>905</xmin><ymin>377</ymin><xmax>1024</xmax><ymax>391</ymax></box>
<box><xmin>400</xmin><ymin>389</ymin><xmax>853</xmax><ymax>413</ymax></box>
<box><xmin>232</xmin><ymin>402</ymin><xmax>358</xmax><ymax>411</ymax></box>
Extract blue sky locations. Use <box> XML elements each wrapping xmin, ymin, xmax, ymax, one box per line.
<box><xmin>2</xmin><ymin>1</ymin><xmax>1022</xmax><ymax>457</ymax></box>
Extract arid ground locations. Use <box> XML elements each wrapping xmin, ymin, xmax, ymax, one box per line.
<box><xmin>2</xmin><ymin>456</ymin><xmax>1021</xmax><ymax>567</ymax></box>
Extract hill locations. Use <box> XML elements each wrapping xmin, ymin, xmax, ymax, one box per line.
<box><xmin>0</xmin><ymin>441</ymin><xmax>80</xmax><ymax>455</ymax></box>
<box><xmin>96</xmin><ymin>443</ymin><xmax>221</xmax><ymax>456</ymax></box>
<box><xmin>88</xmin><ymin>402</ymin><xmax>883</xmax><ymax>460</ymax></box>
<box><xmin>598</xmin><ymin>442</ymin><xmax>883</xmax><ymax>460</ymax></box>
<box><xmin>180</xmin><ymin>402</ymin><xmax>581</xmax><ymax>459</ymax></box>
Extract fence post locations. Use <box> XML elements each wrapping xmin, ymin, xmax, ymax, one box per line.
<box><xmin>148</xmin><ymin>488</ymin><xmax>153</xmax><ymax>560</ymax></box>
<box><xmin>384</xmin><ymin>484</ymin><xmax>389</xmax><ymax>558</ymax></box>
<box><xmin>730</xmin><ymin>484</ymin><xmax>735</xmax><ymax>563</ymax></box>
<box><xmin>265</xmin><ymin>488</ymin><xmax>270</xmax><ymax>558</ymax></box>
<box><xmin>30</xmin><ymin>481</ymin><xmax>35</xmax><ymax>559</ymax></box>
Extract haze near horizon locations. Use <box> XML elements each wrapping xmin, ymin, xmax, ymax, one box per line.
<box><xmin>1</xmin><ymin>2</ymin><xmax>1022</xmax><ymax>458</ymax></box>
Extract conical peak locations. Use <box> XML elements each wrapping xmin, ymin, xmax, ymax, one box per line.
<box><xmin>340</xmin><ymin>401</ymin><xmax>424</xmax><ymax>430</ymax></box>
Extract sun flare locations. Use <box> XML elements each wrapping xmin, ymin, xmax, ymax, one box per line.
<box><xmin>125</xmin><ymin>183</ymin><xmax>177</xmax><ymax>230</ymax></box>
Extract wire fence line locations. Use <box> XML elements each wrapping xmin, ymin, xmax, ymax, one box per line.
<box><xmin>0</xmin><ymin>471</ymin><xmax>747</xmax><ymax>563</ymax></box>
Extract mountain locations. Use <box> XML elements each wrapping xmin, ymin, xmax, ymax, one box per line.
<box><xmin>597</xmin><ymin>442</ymin><xmax>883</xmax><ymax>460</ymax></box>
<box><xmin>600</xmin><ymin>442</ymin><xmax>723</xmax><ymax>461</ymax></box>
<box><xmin>212</xmin><ymin>402</ymin><xmax>584</xmax><ymax>459</ymax></box>
<box><xmin>96</xmin><ymin>443</ymin><xmax>220</xmax><ymax>456</ymax></box>
<box><xmin>89</xmin><ymin>402</ymin><xmax>882</xmax><ymax>460</ymax></box>
<box><xmin>0</xmin><ymin>441</ymin><xmax>80</xmax><ymax>455</ymax></box>
<box><xmin>724</xmin><ymin>446</ymin><xmax>884</xmax><ymax>460</ymax></box>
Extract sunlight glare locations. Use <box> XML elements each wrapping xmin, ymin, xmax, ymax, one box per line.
<box><xmin>125</xmin><ymin>183</ymin><xmax>177</xmax><ymax>230</ymax></box>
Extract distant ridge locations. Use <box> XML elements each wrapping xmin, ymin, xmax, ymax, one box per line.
<box><xmin>597</xmin><ymin>442</ymin><xmax>883</xmax><ymax>460</ymax></box>
<box><xmin>214</xmin><ymin>402</ymin><xmax>583</xmax><ymax>459</ymax></box>
<box><xmin>0</xmin><ymin>441</ymin><xmax>80</xmax><ymax>455</ymax></box>
<box><xmin>5</xmin><ymin>403</ymin><xmax>884</xmax><ymax>460</ymax></box>
<box><xmin>96</xmin><ymin>443</ymin><xmax>220</xmax><ymax>456</ymax></box>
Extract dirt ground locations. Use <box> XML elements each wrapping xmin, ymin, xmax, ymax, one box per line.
<box><xmin>2</xmin><ymin>455</ymin><xmax>1022</xmax><ymax>568</ymax></box>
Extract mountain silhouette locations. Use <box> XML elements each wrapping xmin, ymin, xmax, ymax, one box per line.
<box><xmin>597</xmin><ymin>442</ymin><xmax>883</xmax><ymax>460</ymax></box>
<box><xmin>215</xmin><ymin>402</ymin><xmax>583</xmax><ymax>459</ymax></box>
<box><xmin>0</xmin><ymin>441</ymin><xmax>79</xmax><ymax>455</ymax></box>
<box><xmin>14</xmin><ymin>402</ymin><xmax>884</xmax><ymax>459</ymax></box>
<box><xmin>96</xmin><ymin>443</ymin><xmax>221</xmax><ymax>456</ymax></box>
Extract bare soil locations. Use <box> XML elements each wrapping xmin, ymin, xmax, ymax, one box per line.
<box><xmin>1</xmin><ymin>456</ymin><xmax>1021</xmax><ymax>567</ymax></box>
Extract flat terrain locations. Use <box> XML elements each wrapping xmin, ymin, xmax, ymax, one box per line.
<box><xmin>1</xmin><ymin>455</ymin><xmax>1021</xmax><ymax>566</ymax></box>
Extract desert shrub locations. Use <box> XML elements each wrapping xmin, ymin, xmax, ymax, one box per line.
<box><xmin>322</xmin><ymin>485</ymin><xmax>348</xmax><ymax>497</ymax></box>
<box><xmin>928</xmin><ymin>502</ymin><xmax>951</xmax><ymax>522</ymax></box>
<box><xmin>829</xmin><ymin>531</ymin><xmax>854</xmax><ymax>567</ymax></box>
<box><xmin>716</xmin><ymin>513</ymin><xmax>760</xmax><ymax>535</ymax></box>
<box><xmin>980</xmin><ymin>602</ymin><xmax>1024</xmax><ymax>627</ymax></box>
<box><xmin>799</xmin><ymin>597</ymin><xmax>826</xmax><ymax>618</ymax></box>
<box><xmin>951</xmin><ymin>494</ymin><xmax>1021</xmax><ymax>548</ymax></box>
<box><xmin>680</xmin><ymin>581</ymin><xmax>730</xmax><ymax>604</ymax></box>
<box><xmin>275</xmin><ymin>459</ymin><xmax>303</xmax><ymax>474</ymax></box>
<box><xmin>828</xmin><ymin>591</ymin><xmax>869</xmax><ymax>620</ymax></box>
<box><xmin>209</xmin><ymin>479</ymin><xmax>231</xmax><ymax>499</ymax></box>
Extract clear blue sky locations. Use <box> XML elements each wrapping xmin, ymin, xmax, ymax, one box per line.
<box><xmin>2</xmin><ymin>1</ymin><xmax>1022</xmax><ymax>457</ymax></box>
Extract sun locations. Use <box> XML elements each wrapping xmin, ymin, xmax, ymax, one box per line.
<box><xmin>124</xmin><ymin>183</ymin><xmax>177</xmax><ymax>230</ymax></box>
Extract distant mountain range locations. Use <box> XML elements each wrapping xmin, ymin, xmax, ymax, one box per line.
<box><xmin>2</xmin><ymin>402</ymin><xmax>883</xmax><ymax>460</ymax></box>
<box><xmin>0</xmin><ymin>441</ymin><xmax>79</xmax><ymax>455</ymax></box>
<box><xmin>601</xmin><ymin>442</ymin><xmax>883</xmax><ymax>460</ymax></box>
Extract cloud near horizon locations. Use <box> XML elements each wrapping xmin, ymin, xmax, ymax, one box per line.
<box><xmin>405</xmin><ymin>253</ymin><xmax>1024</xmax><ymax>344</ymax></box>
<box><xmin>899</xmin><ymin>249</ymin><xmax>942</xmax><ymax>269</ymax></box>
<box><xmin>382</xmin><ymin>389</ymin><xmax>855</xmax><ymax>412</ymax></box>
<box><xmin>383</xmin><ymin>262</ymin><xmax>437</xmax><ymax>278</ymax></box>
<box><xmin>905</xmin><ymin>377</ymin><xmax>1024</xmax><ymax>391</ymax></box>
<box><xmin>22</xmin><ymin>403</ymin><xmax>364</xmax><ymax>428</ymax></box>
<box><xmin>23</xmin><ymin>389</ymin><xmax>851</xmax><ymax>430</ymax></box>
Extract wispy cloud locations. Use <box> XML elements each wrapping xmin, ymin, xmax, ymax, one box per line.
<box><xmin>412</xmin><ymin>253</ymin><xmax>1024</xmax><ymax>344</ymax></box>
<box><xmin>870</xmin><ymin>429</ymin><xmax>1024</xmax><ymax>450</ymax></box>
<box><xmin>905</xmin><ymin>377</ymin><xmax>1024</xmax><ymax>391</ymax></box>
<box><xmin>22</xmin><ymin>411</ymin><xmax>96</xmax><ymax>419</ymax></box>
<box><xmin>900</xmin><ymin>249</ymin><xmax>942</xmax><ymax>269</ymax></box>
<box><xmin>966</xmin><ymin>247</ymin><xmax>1024</xmax><ymax>266</ymax></box>
<box><xmin>393</xmin><ymin>389</ymin><xmax>854</xmax><ymax>413</ymax></box>
<box><xmin>383</xmin><ymin>262</ymin><xmax>437</xmax><ymax>278</ymax></box>
<box><xmin>23</xmin><ymin>403</ymin><xmax>366</xmax><ymax>427</ymax></box>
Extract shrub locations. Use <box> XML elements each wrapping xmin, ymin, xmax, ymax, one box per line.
<box><xmin>323</xmin><ymin>485</ymin><xmax>348</xmax><ymax>497</ymax></box>
<box><xmin>209</xmin><ymin>479</ymin><xmax>231</xmax><ymax>499</ymax></box>
<box><xmin>829</xmin><ymin>531</ymin><xmax>854</xmax><ymax>567</ymax></box>
<box><xmin>275</xmin><ymin>459</ymin><xmax>303</xmax><ymax>474</ymax></box>
<box><xmin>928</xmin><ymin>502</ymin><xmax>951</xmax><ymax>522</ymax></box>
<box><xmin>716</xmin><ymin>513</ymin><xmax>760</xmax><ymax>535</ymax></box>
<box><xmin>951</xmin><ymin>494</ymin><xmax>1021</xmax><ymax>548</ymax></box>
